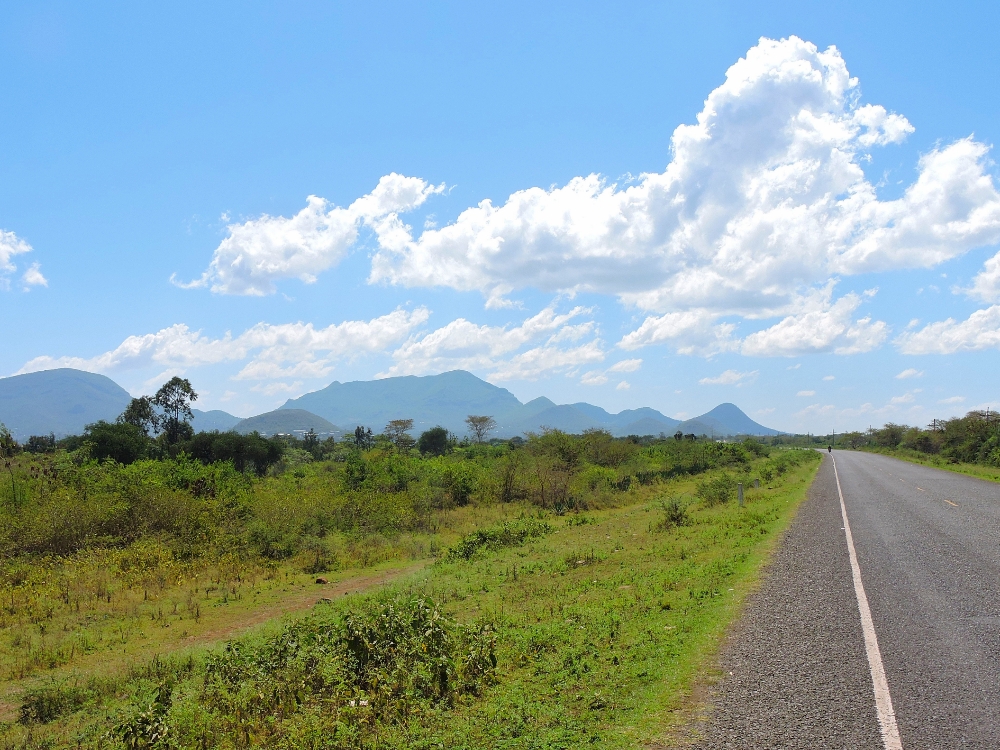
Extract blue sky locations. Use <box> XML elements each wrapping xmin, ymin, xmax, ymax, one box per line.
<box><xmin>3</xmin><ymin>1</ymin><xmax>1000</xmax><ymax>433</ymax></box>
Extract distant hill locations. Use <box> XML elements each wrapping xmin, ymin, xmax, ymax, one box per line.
<box><xmin>282</xmin><ymin>371</ymin><xmax>776</xmax><ymax>438</ymax></box>
<box><xmin>0</xmin><ymin>368</ymin><xmax>780</xmax><ymax>442</ymax></box>
<box><xmin>0</xmin><ymin>369</ymin><xmax>132</xmax><ymax>440</ymax></box>
<box><xmin>191</xmin><ymin>409</ymin><xmax>241</xmax><ymax>433</ymax></box>
<box><xmin>676</xmin><ymin>403</ymin><xmax>779</xmax><ymax>437</ymax></box>
<box><xmin>283</xmin><ymin>370</ymin><xmax>525</xmax><ymax>435</ymax></box>
<box><xmin>234</xmin><ymin>409</ymin><xmax>339</xmax><ymax>436</ymax></box>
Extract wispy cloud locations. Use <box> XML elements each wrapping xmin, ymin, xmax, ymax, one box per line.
<box><xmin>699</xmin><ymin>369</ymin><xmax>758</xmax><ymax>386</ymax></box>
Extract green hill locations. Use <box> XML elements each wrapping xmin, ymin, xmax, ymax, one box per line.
<box><xmin>280</xmin><ymin>371</ymin><xmax>776</xmax><ymax>438</ymax></box>
<box><xmin>0</xmin><ymin>369</ymin><xmax>132</xmax><ymax>439</ymax></box>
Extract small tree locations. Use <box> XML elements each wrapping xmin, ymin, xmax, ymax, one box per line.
<box><xmin>303</xmin><ymin>428</ymin><xmax>320</xmax><ymax>459</ymax></box>
<box><xmin>154</xmin><ymin>377</ymin><xmax>197</xmax><ymax>445</ymax></box>
<box><xmin>119</xmin><ymin>396</ymin><xmax>160</xmax><ymax>435</ymax></box>
<box><xmin>0</xmin><ymin>423</ymin><xmax>18</xmax><ymax>500</ymax></box>
<box><xmin>417</xmin><ymin>426</ymin><xmax>450</xmax><ymax>456</ymax></box>
<box><xmin>83</xmin><ymin>421</ymin><xmax>151</xmax><ymax>465</ymax></box>
<box><xmin>353</xmin><ymin>426</ymin><xmax>374</xmax><ymax>450</ymax></box>
<box><xmin>465</xmin><ymin>415</ymin><xmax>497</xmax><ymax>444</ymax></box>
<box><xmin>384</xmin><ymin>419</ymin><xmax>416</xmax><ymax>451</ymax></box>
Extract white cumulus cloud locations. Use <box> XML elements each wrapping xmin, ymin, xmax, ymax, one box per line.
<box><xmin>740</xmin><ymin>289</ymin><xmax>888</xmax><ymax>356</ymax></box>
<box><xmin>369</xmin><ymin>36</ymin><xmax>1000</xmax><ymax>329</ymax></box>
<box><xmin>964</xmin><ymin>249</ymin><xmax>1000</xmax><ymax>303</ymax></box>
<box><xmin>895</xmin><ymin>368</ymin><xmax>923</xmax><ymax>379</ymax></box>
<box><xmin>617</xmin><ymin>309</ymin><xmax>738</xmax><ymax>355</ymax></box>
<box><xmin>179</xmin><ymin>174</ymin><xmax>444</xmax><ymax>295</ymax></box>
<box><xmin>1</xmin><ymin>230</ymin><xmax>44</xmax><ymax>291</ymax></box>
<box><xmin>895</xmin><ymin>305</ymin><xmax>1000</xmax><ymax>354</ymax></box>
<box><xmin>380</xmin><ymin>305</ymin><xmax>604</xmax><ymax>381</ymax></box>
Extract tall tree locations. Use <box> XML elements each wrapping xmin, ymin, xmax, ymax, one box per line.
<box><xmin>353</xmin><ymin>426</ymin><xmax>374</xmax><ymax>450</ymax></box>
<box><xmin>384</xmin><ymin>419</ymin><xmax>415</xmax><ymax>451</ymax></box>
<box><xmin>154</xmin><ymin>377</ymin><xmax>198</xmax><ymax>445</ymax></box>
<box><xmin>118</xmin><ymin>396</ymin><xmax>160</xmax><ymax>435</ymax></box>
<box><xmin>465</xmin><ymin>415</ymin><xmax>497</xmax><ymax>444</ymax></box>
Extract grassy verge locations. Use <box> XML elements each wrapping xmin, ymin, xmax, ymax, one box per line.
<box><xmin>860</xmin><ymin>447</ymin><xmax>1000</xmax><ymax>484</ymax></box>
<box><xmin>1</xmin><ymin>452</ymin><xmax>820</xmax><ymax>748</ymax></box>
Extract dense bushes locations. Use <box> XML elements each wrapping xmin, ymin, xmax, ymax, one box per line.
<box><xmin>133</xmin><ymin>595</ymin><xmax>499</xmax><ymax>748</ymax></box>
<box><xmin>844</xmin><ymin>410</ymin><xmax>1000</xmax><ymax>466</ymax></box>
<box><xmin>0</xmin><ymin>429</ymin><xmax>796</xmax><ymax>563</ymax></box>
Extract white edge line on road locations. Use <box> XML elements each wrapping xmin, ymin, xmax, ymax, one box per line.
<box><xmin>832</xmin><ymin>454</ymin><xmax>903</xmax><ymax>750</ymax></box>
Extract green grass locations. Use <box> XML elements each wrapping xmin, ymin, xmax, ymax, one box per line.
<box><xmin>860</xmin><ymin>447</ymin><xmax>1000</xmax><ymax>484</ymax></box>
<box><xmin>0</xmin><ymin>452</ymin><xmax>821</xmax><ymax>748</ymax></box>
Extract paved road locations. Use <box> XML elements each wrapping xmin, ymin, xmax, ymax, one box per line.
<box><xmin>692</xmin><ymin>451</ymin><xmax>1000</xmax><ymax>749</ymax></box>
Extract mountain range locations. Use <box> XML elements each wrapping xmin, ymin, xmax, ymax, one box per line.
<box><xmin>0</xmin><ymin>368</ymin><xmax>780</xmax><ymax>440</ymax></box>
<box><xmin>280</xmin><ymin>370</ymin><xmax>778</xmax><ymax>437</ymax></box>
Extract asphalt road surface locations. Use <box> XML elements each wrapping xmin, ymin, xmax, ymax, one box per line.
<box><xmin>691</xmin><ymin>451</ymin><xmax>1000</xmax><ymax>749</ymax></box>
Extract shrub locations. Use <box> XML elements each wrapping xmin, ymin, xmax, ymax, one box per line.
<box><xmin>653</xmin><ymin>497</ymin><xmax>689</xmax><ymax>531</ymax></box>
<box><xmin>696</xmin><ymin>473</ymin><xmax>737</xmax><ymax>507</ymax></box>
<box><xmin>20</xmin><ymin>682</ymin><xmax>90</xmax><ymax>724</ymax></box>
<box><xmin>417</xmin><ymin>426</ymin><xmax>451</xmax><ymax>456</ymax></box>
<box><xmin>447</xmin><ymin>517</ymin><xmax>552</xmax><ymax>560</ymax></box>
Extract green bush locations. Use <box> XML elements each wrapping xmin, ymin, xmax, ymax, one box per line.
<box><xmin>447</xmin><ymin>517</ymin><xmax>552</xmax><ymax>560</ymax></box>
<box><xmin>19</xmin><ymin>682</ymin><xmax>91</xmax><ymax>724</ymax></box>
<box><xmin>696</xmin><ymin>473</ymin><xmax>737</xmax><ymax>507</ymax></box>
<box><xmin>653</xmin><ymin>497</ymin><xmax>689</xmax><ymax>531</ymax></box>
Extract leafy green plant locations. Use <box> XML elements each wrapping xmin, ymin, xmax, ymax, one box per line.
<box><xmin>653</xmin><ymin>496</ymin><xmax>689</xmax><ymax>531</ymax></box>
<box><xmin>446</xmin><ymin>517</ymin><xmax>552</xmax><ymax>560</ymax></box>
<box><xmin>696</xmin><ymin>473</ymin><xmax>737</xmax><ymax>507</ymax></box>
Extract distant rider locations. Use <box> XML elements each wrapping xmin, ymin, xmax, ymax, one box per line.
<box><xmin>828</xmin><ymin>445</ymin><xmax>832</xmax><ymax>453</ymax></box>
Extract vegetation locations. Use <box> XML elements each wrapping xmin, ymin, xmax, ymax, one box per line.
<box><xmin>824</xmin><ymin>409</ymin><xmax>1000</xmax><ymax>480</ymax></box>
<box><xmin>0</xmin><ymin>390</ymin><xmax>821</xmax><ymax>747</ymax></box>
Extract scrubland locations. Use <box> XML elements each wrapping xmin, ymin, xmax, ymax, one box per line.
<box><xmin>0</xmin><ymin>431</ymin><xmax>820</xmax><ymax>748</ymax></box>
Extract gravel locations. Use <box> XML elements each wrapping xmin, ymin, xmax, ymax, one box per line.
<box><xmin>692</xmin><ymin>451</ymin><xmax>1000</xmax><ymax>749</ymax></box>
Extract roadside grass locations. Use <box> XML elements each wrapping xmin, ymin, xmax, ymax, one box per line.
<box><xmin>861</xmin><ymin>447</ymin><xmax>1000</xmax><ymax>484</ymax></box>
<box><xmin>0</xmin><ymin>500</ymin><xmax>519</xmax><ymax>718</ymax></box>
<box><xmin>0</xmin><ymin>452</ymin><xmax>821</xmax><ymax>748</ymax></box>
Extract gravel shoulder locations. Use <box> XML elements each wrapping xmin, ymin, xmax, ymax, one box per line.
<box><xmin>690</xmin><ymin>450</ymin><xmax>1000</xmax><ymax>749</ymax></box>
<box><xmin>689</xmin><ymin>454</ymin><xmax>882</xmax><ymax>749</ymax></box>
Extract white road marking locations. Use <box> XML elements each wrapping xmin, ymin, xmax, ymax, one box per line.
<box><xmin>944</xmin><ymin>499</ymin><xmax>958</xmax><ymax>507</ymax></box>
<box><xmin>832</xmin><ymin>455</ymin><xmax>903</xmax><ymax>750</ymax></box>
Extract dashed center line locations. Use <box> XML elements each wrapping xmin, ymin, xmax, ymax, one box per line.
<box><xmin>944</xmin><ymin>499</ymin><xmax>958</xmax><ymax>507</ymax></box>
<box><xmin>916</xmin><ymin>487</ymin><xmax>925</xmax><ymax>492</ymax></box>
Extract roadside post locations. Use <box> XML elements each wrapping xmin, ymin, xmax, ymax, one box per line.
<box><xmin>738</xmin><ymin>482</ymin><xmax>744</xmax><ymax>507</ymax></box>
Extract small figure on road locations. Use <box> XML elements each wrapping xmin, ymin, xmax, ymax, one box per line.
<box><xmin>828</xmin><ymin>445</ymin><xmax>832</xmax><ymax>453</ymax></box>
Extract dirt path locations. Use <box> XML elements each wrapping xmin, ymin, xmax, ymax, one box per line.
<box><xmin>181</xmin><ymin>562</ymin><xmax>428</xmax><ymax>648</ymax></box>
<box><xmin>0</xmin><ymin>561</ymin><xmax>428</xmax><ymax>722</ymax></box>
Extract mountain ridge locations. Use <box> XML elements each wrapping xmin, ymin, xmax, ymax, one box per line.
<box><xmin>0</xmin><ymin>368</ymin><xmax>780</xmax><ymax>440</ymax></box>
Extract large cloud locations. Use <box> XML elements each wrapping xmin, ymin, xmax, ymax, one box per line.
<box><xmin>0</xmin><ymin>230</ymin><xmax>46</xmax><ymax>291</ymax></box>
<box><xmin>369</xmin><ymin>36</ymin><xmax>1000</xmax><ymax>347</ymax></box>
<box><xmin>179</xmin><ymin>174</ymin><xmax>443</xmax><ymax>295</ymax></box>
<box><xmin>381</xmin><ymin>305</ymin><xmax>604</xmax><ymax>380</ymax></box>
<box><xmin>895</xmin><ymin>305</ymin><xmax>1000</xmax><ymax>354</ymax></box>
<box><xmin>964</xmin><ymin>249</ymin><xmax>1000</xmax><ymax>303</ymax></box>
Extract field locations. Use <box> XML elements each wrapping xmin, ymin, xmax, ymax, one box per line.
<box><xmin>0</xmin><ymin>433</ymin><xmax>820</xmax><ymax>748</ymax></box>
